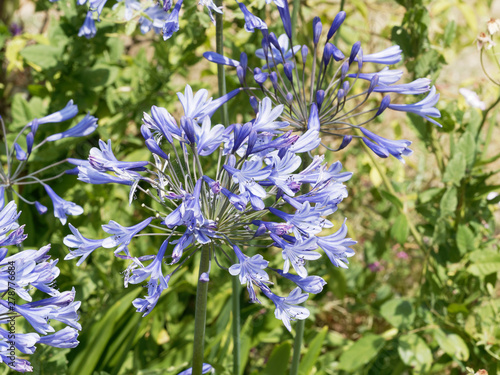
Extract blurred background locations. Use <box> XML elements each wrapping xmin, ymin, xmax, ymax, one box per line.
<box><xmin>0</xmin><ymin>0</ymin><xmax>499</xmax><ymax>374</ymax></box>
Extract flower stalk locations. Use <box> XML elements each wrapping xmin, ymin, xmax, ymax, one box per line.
<box><xmin>192</xmin><ymin>246</ymin><xmax>211</xmax><ymax>375</ymax></box>
<box><xmin>290</xmin><ymin>319</ymin><xmax>304</xmax><ymax>375</ymax></box>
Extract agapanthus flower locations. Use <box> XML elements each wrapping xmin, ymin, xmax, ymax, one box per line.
<box><xmin>64</xmin><ymin>84</ymin><xmax>355</xmax><ymax>332</ymax></box>
<box><xmin>78</xmin><ymin>11</ymin><xmax>97</xmax><ymax>39</ymax></box>
<box><xmin>0</xmin><ymin>102</ymin><xmax>96</xmax><ymax>223</ymax></box>
<box><xmin>0</xmin><ymin>202</ymin><xmax>81</xmax><ymax>372</ymax></box>
<box><xmin>203</xmin><ymin>1</ymin><xmax>441</xmax><ymax>162</ymax></box>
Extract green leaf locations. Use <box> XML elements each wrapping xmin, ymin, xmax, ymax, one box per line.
<box><xmin>262</xmin><ymin>342</ymin><xmax>292</xmax><ymax>375</ymax></box>
<box><xmin>391</xmin><ymin>214</ymin><xmax>409</xmax><ymax>244</ymax></box>
<box><xmin>68</xmin><ymin>289</ymin><xmax>141</xmax><ymax>375</ymax></box>
<box><xmin>443</xmin><ymin>151</ymin><xmax>466</xmax><ymax>186</ymax></box>
<box><xmin>457</xmin><ymin>132</ymin><xmax>476</xmax><ymax>169</ymax></box>
<box><xmin>467</xmin><ymin>251</ymin><xmax>500</xmax><ymax>276</ymax></box>
<box><xmin>380</xmin><ymin>190</ymin><xmax>403</xmax><ymax>210</ymax></box>
<box><xmin>440</xmin><ymin>187</ymin><xmax>457</xmax><ymax>215</ymax></box>
<box><xmin>456</xmin><ymin>225</ymin><xmax>475</xmax><ymax>255</ymax></box>
<box><xmin>443</xmin><ymin>20</ymin><xmax>456</xmax><ymax>47</ymax></box>
<box><xmin>338</xmin><ymin>334</ymin><xmax>385</xmax><ymax>372</ymax></box>
<box><xmin>380</xmin><ymin>298</ymin><xmax>415</xmax><ymax>330</ymax></box>
<box><xmin>20</xmin><ymin>44</ymin><xmax>61</xmax><ymax>70</ymax></box>
<box><xmin>299</xmin><ymin>327</ymin><xmax>328</xmax><ymax>375</ymax></box>
<box><xmin>432</xmin><ymin>329</ymin><xmax>469</xmax><ymax>361</ymax></box>
<box><xmin>397</xmin><ymin>334</ymin><xmax>432</xmax><ymax>374</ymax></box>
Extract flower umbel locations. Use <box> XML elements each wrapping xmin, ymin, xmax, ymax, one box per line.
<box><xmin>65</xmin><ymin>85</ymin><xmax>355</xmax><ymax>332</ymax></box>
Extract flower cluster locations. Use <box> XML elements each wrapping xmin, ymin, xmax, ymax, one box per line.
<box><xmin>52</xmin><ymin>0</ymin><xmax>221</xmax><ymax>40</ymax></box>
<box><xmin>0</xmin><ymin>101</ymin><xmax>97</xmax><ymax>225</ymax></box>
<box><xmin>204</xmin><ymin>0</ymin><xmax>441</xmax><ymax>162</ymax></box>
<box><xmin>64</xmin><ymin>84</ymin><xmax>355</xmax><ymax>332</ymax></box>
<box><xmin>0</xmin><ymin>201</ymin><xmax>81</xmax><ymax>372</ymax></box>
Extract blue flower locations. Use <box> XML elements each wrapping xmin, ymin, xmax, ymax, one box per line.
<box><xmin>373</xmin><ymin>78</ymin><xmax>431</xmax><ymax>95</ymax></box>
<box><xmin>102</xmin><ymin>217</ymin><xmax>153</xmax><ymax>256</ymax></box>
<box><xmin>77</xmin><ymin>165</ymin><xmax>136</xmax><ymax>185</ymax></box>
<box><xmin>78</xmin><ymin>11</ymin><xmax>97</xmax><ymax>39</ymax></box>
<box><xmin>237</xmin><ymin>1</ymin><xmax>267</xmax><ymax>32</ymax></box>
<box><xmin>203</xmin><ymin>51</ymin><xmax>241</xmax><ymax>67</ymax></box>
<box><xmin>388</xmin><ymin>86</ymin><xmax>441</xmax><ymax>126</ymax></box>
<box><xmin>14</xmin><ymin>143</ymin><xmax>27</xmax><ymax>161</ymax></box>
<box><xmin>360</xmin><ymin>45</ymin><xmax>402</xmax><ymax>65</ymax></box>
<box><xmin>89</xmin><ymin>139</ymin><xmax>148</xmax><ymax>172</ymax></box>
<box><xmin>224</xmin><ymin>160</ymin><xmax>271</xmax><ymax>199</ymax></box>
<box><xmin>269</xmin><ymin>199</ymin><xmax>333</xmax><ymax>238</ymax></box>
<box><xmin>194</xmin><ymin>116</ymin><xmax>225</xmax><ymax>156</ymax></box>
<box><xmin>31</xmin><ymin>100</ymin><xmax>78</xmax><ymax>127</ymax></box>
<box><xmin>261</xmin><ymin>286</ymin><xmax>309</xmax><ymax>332</ymax></box>
<box><xmin>63</xmin><ymin>224</ymin><xmax>105</xmax><ymax>266</ymax></box>
<box><xmin>46</xmin><ymin>113</ymin><xmax>98</xmax><ymax>141</ymax></box>
<box><xmin>113</xmin><ymin>0</ymin><xmax>141</xmax><ymax>21</ymax></box>
<box><xmin>229</xmin><ymin>244</ymin><xmax>269</xmax><ymax>284</ymax></box>
<box><xmin>252</xmin><ymin>97</ymin><xmax>289</xmax><ymax>133</ymax></box>
<box><xmin>255</xmin><ymin>34</ymin><xmax>301</xmax><ymax>69</ymax></box>
<box><xmin>43</xmin><ymin>185</ymin><xmax>83</xmax><ymax>225</ymax></box>
<box><xmin>0</xmin><ymin>202</ymin><xmax>81</xmax><ymax>372</ymax></box>
<box><xmin>271</xmin><ymin>235</ymin><xmax>320</xmax><ymax>277</ymax></box>
<box><xmin>177</xmin><ymin>363</ymin><xmax>214</xmax><ymax>375</ymax></box>
<box><xmin>349</xmin><ymin>67</ymin><xmax>403</xmax><ymax>85</ymax></box>
<box><xmin>361</xmin><ymin>127</ymin><xmax>413</xmax><ymax>162</ymax></box>
<box><xmin>144</xmin><ymin>105</ymin><xmax>182</xmax><ymax>142</ymax></box>
<box><xmin>316</xmin><ymin>219</ymin><xmax>356</xmax><ymax>268</ymax></box>
<box><xmin>89</xmin><ymin>0</ymin><xmax>108</xmax><ymax>21</ymax></box>
<box><xmin>38</xmin><ymin>327</ymin><xmax>79</xmax><ymax>348</ymax></box>
<box><xmin>139</xmin><ymin>5</ymin><xmax>169</xmax><ymax>34</ymax></box>
<box><xmin>274</xmin><ymin>269</ymin><xmax>326</xmax><ymax>294</ymax></box>
<box><xmin>0</xmin><ymin>202</ymin><xmax>20</xmax><ymax>235</ymax></box>
<box><xmin>132</xmin><ymin>275</ymin><xmax>170</xmax><ymax>316</ymax></box>
<box><xmin>48</xmin><ymin>301</ymin><xmax>82</xmax><ymax>330</ymax></box>
<box><xmin>198</xmin><ymin>0</ymin><xmax>222</xmax><ymax>25</ymax></box>
<box><xmin>177</xmin><ymin>84</ymin><xmax>241</xmax><ymax>123</ymax></box>
<box><xmin>128</xmin><ymin>239</ymin><xmax>169</xmax><ymax>284</ymax></box>
<box><xmin>162</xmin><ymin>0</ymin><xmax>183</xmax><ymax>40</ymax></box>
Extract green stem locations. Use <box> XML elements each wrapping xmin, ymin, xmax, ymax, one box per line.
<box><xmin>291</xmin><ymin>0</ymin><xmax>300</xmax><ymax>41</ymax></box>
<box><xmin>290</xmin><ymin>319</ymin><xmax>304</xmax><ymax>375</ymax></box>
<box><xmin>215</xmin><ymin>0</ymin><xmax>228</xmax><ymax>125</ymax></box>
<box><xmin>192</xmin><ymin>247</ymin><xmax>210</xmax><ymax>375</ymax></box>
<box><xmin>232</xmin><ymin>276</ymin><xmax>241</xmax><ymax>375</ymax></box>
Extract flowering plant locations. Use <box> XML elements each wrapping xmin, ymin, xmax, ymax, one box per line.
<box><xmin>0</xmin><ymin>201</ymin><xmax>81</xmax><ymax>372</ymax></box>
<box><xmin>204</xmin><ymin>0</ymin><xmax>441</xmax><ymax>161</ymax></box>
<box><xmin>65</xmin><ymin>84</ymin><xmax>355</xmax><ymax>330</ymax></box>
<box><xmin>0</xmin><ymin>101</ymin><xmax>97</xmax><ymax>225</ymax></box>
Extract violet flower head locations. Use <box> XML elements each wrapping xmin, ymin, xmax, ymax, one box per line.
<box><xmin>0</xmin><ymin>202</ymin><xmax>81</xmax><ymax>372</ymax></box>
<box><xmin>203</xmin><ymin>2</ymin><xmax>441</xmax><ymax>161</ymax></box>
<box><xmin>63</xmin><ymin>84</ymin><xmax>354</xmax><ymax>332</ymax></box>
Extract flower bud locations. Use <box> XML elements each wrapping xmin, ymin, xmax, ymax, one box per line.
<box><xmin>338</xmin><ymin>135</ymin><xmax>352</xmax><ymax>150</ymax></box>
<box><xmin>313</xmin><ymin>17</ymin><xmax>322</xmax><ymax>45</ymax></box>
<box><xmin>316</xmin><ymin>90</ymin><xmax>325</xmax><ymax>111</ymax></box>
<box><xmin>26</xmin><ymin>132</ymin><xmax>34</xmax><ymax>154</ymax></box>
<box><xmin>349</xmin><ymin>41</ymin><xmax>361</xmax><ymax>65</ymax></box>
<box><xmin>283</xmin><ymin>63</ymin><xmax>293</xmax><ymax>83</ymax></box>
<box><xmin>375</xmin><ymin>95</ymin><xmax>391</xmax><ymax>116</ymax></box>
<box><xmin>301</xmin><ymin>45</ymin><xmax>309</xmax><ymax>63</ymax></box>
<box><xmin>327</xmin><ymin>11</ymin><xmax>346</xmax><ymax>41</ymax></box>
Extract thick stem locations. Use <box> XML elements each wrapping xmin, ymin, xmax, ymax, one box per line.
<box><xmin>192</xmin><ymin>247</ymin><xmax>210</xmax><ymax>375</ymax></box>
<box><xmin>215</xmin><ymin>0</ymin><xmax>228</xmax><ymax>125</ymax></box>
<box><xmin>290</xmin><ymin>319</ymin><xmax>305</xmax><ymax>375</ymax></box>
<box><xmin>232</xmin><ymin>276</ymin><xmax>241</xmax><ymax>375</ymax></box>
